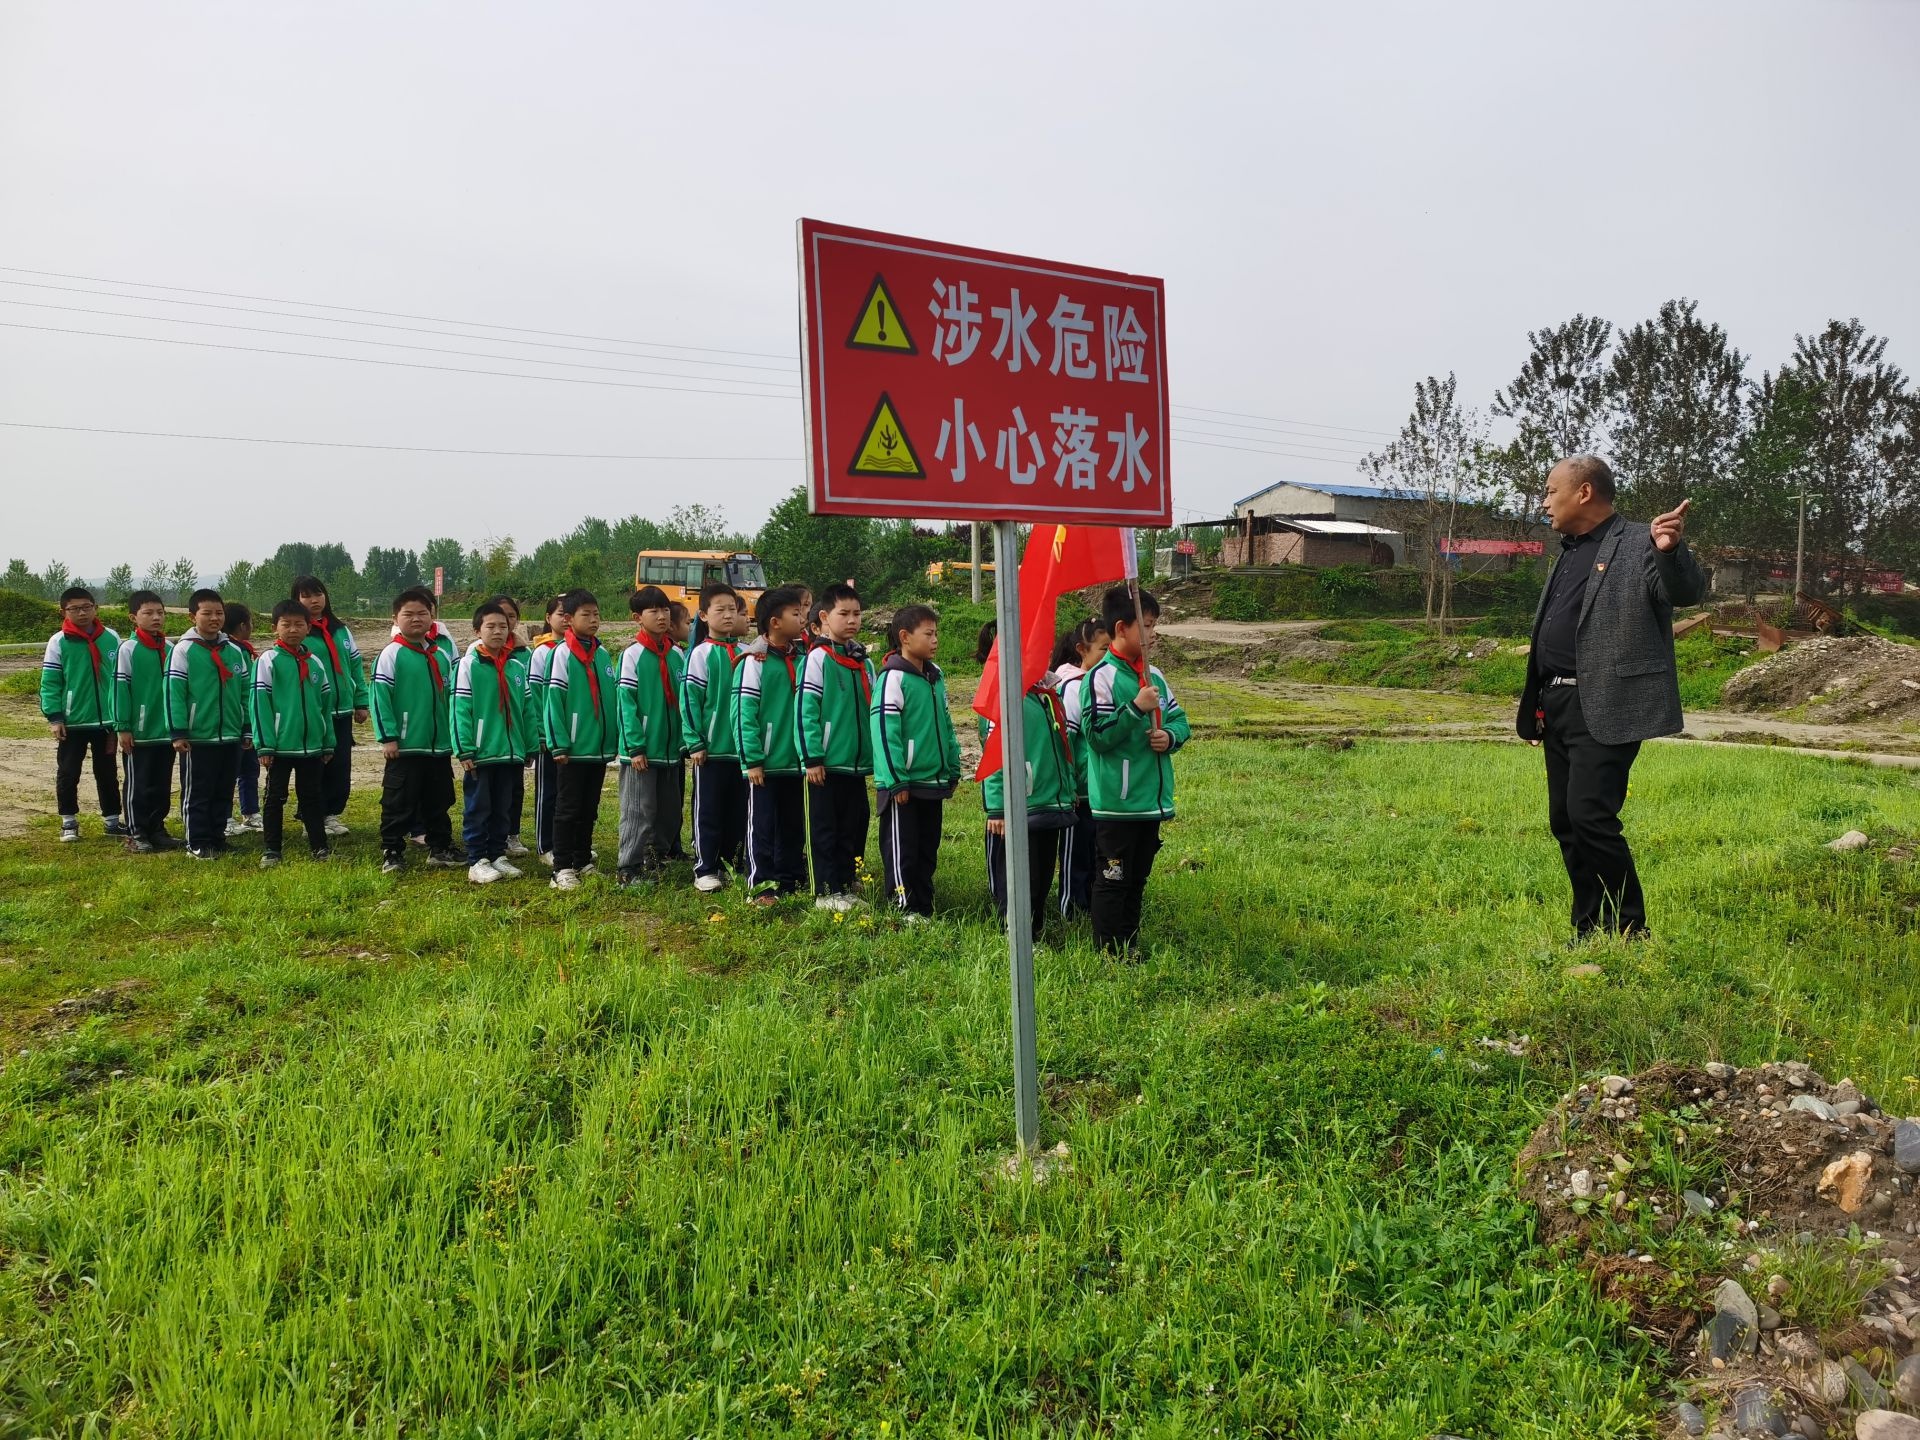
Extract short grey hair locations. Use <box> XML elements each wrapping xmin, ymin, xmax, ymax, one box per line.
<box><xmin>1558</xmin><ymin>454</ymin><xmax>1616</xmax><ymax>502</ymax></box>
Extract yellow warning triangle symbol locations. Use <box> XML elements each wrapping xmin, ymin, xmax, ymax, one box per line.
<box><xmin>845</xmin><ymin>274</ymin><xmax>917</xmax><ymax>354</ymax></box>
<box><xmin>847</xmin><ymin>392</ymin><xmax>925</xmax><ymax>479</ymax></box>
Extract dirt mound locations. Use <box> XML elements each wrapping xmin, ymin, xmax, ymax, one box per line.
<box><xmin>1722</xmin><ymin>637</ymin><xmax>1920</xmax><ymax>724</ymax></box>
<box><xmin>1518</xmin><ymin>1062</ymin><xmax>1920</xmax><ymax>1437</ymax></box>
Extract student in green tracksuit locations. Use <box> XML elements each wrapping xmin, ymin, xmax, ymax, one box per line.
<box><xmin>799</xmin><ymin>582</ymin><xmax>876</xmax><ymax>910</ymax></box>
<box><xmin>975</xmin><ymin>622</ymin><xmax>1079</xmax><ymax>931</ymax></box>
<box><xmin>168</xmin><ymin>589</ymin><xmax>252</xmax><ymax>858</ymax></box>
<box><xmin>371</xmin><ymin>586</ymin><xmax>461</xmax><ymax>873</ymax></box>
<box><xmin>487</xmin><ymin>594</ymin><xmax>533</xmax><ymax>859</ymax></box>
<box><xmin>736</xmin><ymin>585</ymin><xmax>810</xmax><ymax>902</ymax></box>
<box><xmin>543</xmin><ymin>588</ymin><xmax>618</xmax><ymax>890</ymax></box>
<box><xmin>1082</xmin><ymin>586</ymin><xmax>1192</xmax><ymax>957</ymax></box>
<box><xmin>294</xmin><ymin>574</ymin><xmax>370</xmax><ymax>837</ymax></box>
<box><xmin>115</xmin><ymin>589</ymin><xmax>176</xmax><ymax>851</ymax></box>
<box><xmin>454</xmin><ymin>600</ymin><xmax>530</xmax><ymax>884</ymax></box>
<box><xmin>41</xmin><ymin>585</ymin><xmax>125</xmax><ymax>842</ymax></box>
<box><xmin>251</xmin><ymin>599</ymin><xmax>336</xmax><ymax>866</ymax></box>
<box><xmin>615</xmin><ymin>585</ymin><xmax>684</xmax><ymax>883</ymax></box>
<box><xmin>871</xmin><ymin>604</ymin><xmax>960</xmax><ymax>919</ymax></box>
<box><xmin>682</xmin><ymin>583</ymin><xmax>748</xmax><ymax>892</ymax></box>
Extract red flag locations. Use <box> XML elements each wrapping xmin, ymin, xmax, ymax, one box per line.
<box><xmin>974</xmin><ymin>525</ymin><xmax>1136</xmax><ymax>780</ymax></box>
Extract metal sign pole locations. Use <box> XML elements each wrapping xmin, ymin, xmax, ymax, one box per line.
<box><xmin>992</xmin><ymin>520</ymin><xmax>1039</xmax><ymax>1155</ymax></box>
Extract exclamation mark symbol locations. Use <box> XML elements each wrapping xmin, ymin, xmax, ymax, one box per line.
<box><xmin>877</xmin><ymin>298</ymin><xmax>889</xmax><ymax>345</ymax></box>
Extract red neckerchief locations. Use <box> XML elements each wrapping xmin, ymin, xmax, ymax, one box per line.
<box><xmin>309</xmin><ymin>612</ymin><xmax>345</xmax><ymax>677</ymax></box>
<box><xmin>233</xmin><ymin>637</ymin><xmax>257</xmax><ymax>659</ymax></box>
<box><xmin>275</xmin><ymin>638</ymin><xmax>309</xmax><ymax>679</ymax></box>
<box><xmin>476</xmin><ymin>644</ymin><xmax>516</xmax><ymax>731</ymax></box>
<box><xmin>198</xmin><ymin>634</ymin><xmax>233</xmax><ymax>685</ymax></box>
<box><xmin>398</xmin><ymin>635</ymin><xmax>446</xmax><ymax>692</ymax></box>
<box><xmin>563</xmin><ymin>629</ymin><xmax>602</xmax><ymax>713</ymax></box>
<box><xmin>134</xmin><ymin>627</ymin><xmax>166</xmax><ymax>655</ymax></box>
<box><xmin>636</xmin><ymin>630</ymin><xmax>678</xmax><ymax>707</ymax></box>
<box><xmin>62</xmin><ymin>619</ymin><xmax>106</xmax><ymax>679</ymax></box>
<box><xmin>767</xmin><ymin>642</ymin><xmax>798</xmax><ymax>689</ymax></box>
<box><xmin>1112</xmin><ymin>647</ymin><xmax>1159</xmax><ymax>725</ymax></box>
<box><xmin>825</xmin><ymin>642</ymin><xmax>872</xmax><ymax>706</ymax></box>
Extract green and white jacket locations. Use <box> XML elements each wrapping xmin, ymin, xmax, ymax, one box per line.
<box><xmin>167</xmin><ymin>632</ymin><xmax>252</xmax><ymax>744</ymax></box>
<box><xmin>371</xmin><ymin>636</ymin><xmax>454</xmax><ymax>756</ymax></box>
<box><xmin>251</xmin><ymin>641</ymin><xmax>336</xmax><ymax>758</ymax></box>
<box><xmin>1081</xmin><ymin>652</ymin><xmax>1191</xmax><ymax>821</ymax></box>
<box><xmin>41</xmin><ymin>625</ymin><xmax>121</xmax><ymax>729</ymax></box>
<box><xmin>870</xmin><ymin>654</ymin><xmax>960</xmax><ymax>800</ymax></box>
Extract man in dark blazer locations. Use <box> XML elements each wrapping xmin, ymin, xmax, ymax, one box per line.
<box><xmin>1517</xmin><ymin>455</ymin><xmax>1705</xmax><ymax>937</ymax></box>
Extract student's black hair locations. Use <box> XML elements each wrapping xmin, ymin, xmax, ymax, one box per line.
<box><xmin>544</xmin><ymin>593</ymin><xmax>565</xmax><ymax>620</ymax></box>
<box><xmin>696</xmin><ymin>581</ymin><xmax>740</xmax><ymax>615</ymax></box>
<box><xmin>807</xmin><ymin>600</ymin><xmax>827</xmax><ymax>632</ymax></box>
<box><xmin>755</xmin><ymin>584</ymin><xmax>808</xmax><ymax>636</ymax></box>
<box><xmin>558</xmin><ymin>588</ymin><xmax>599</xmax><ymax>615</ymax></box>
<box><xmin>1101</xmin><ymin>585</ymin><xmax>1159</xmax><ymax>632</ymax></box>
<box><xmin>974</xmin><ymin>619</ymin><xmax>998</xmax><ymax>665</ymax></box>
<box><xmin>485</xmin><ymin>593</ymin><xmax>520</xmax><ymax>620</ymax></box>
<box><xmin>291</xmin><ymin>574</ymin><xmax>337</xmax><ymax>622</ymax></box>
<box><xmin>188</xmin><ymin>588</ymin><xmax>225</xmax><ymax>615</ymax></box>
<box><xmin>1047</xmin><ymin>628</ymin><xmax>1080</xmax><ymax>671</ymax></box>
<box><xmin>224</xmin><ymin>601</ymin><xmax>254</xmax><ymax>632</ymax></box>
<box><xmin>268</xmin><ymin>599</ymin><xmax>307</xmax><ymax>624</ymax></box>
<box><xmin>59</xmin><ymin>585</ymin><xmax>96</xmax><ymax>606</ymax></box>
<box><xmin>629</xmin><ymin>585</ymin><xmax>670</xmax><ymax>614</ymax></box>
<box><xmin>125</xmin><ymin>588</ymin><xmax>164</xmax><ymax>613</ymax></box>
<box><xmin>393</xmin><ymin>585</ymin><xmax>436</xmax><ymax>614</ymax></box>
<box><xmin>885</xmin><ymin>604</ymin><xmax>940</xmax><ymax>655</ymax></box>
<box><xmin>669</xmin><ymin>600</ymin><xmax>689</xmax><ymax>623</ymax></box>
<box><xmin>472</xmin><ymin>599</ymin><xmax>508</xmax><ymax>628</ymax></box>
<box><xmin>819</xmin><ymin>581</ymin><xmax>861</xmax><ymax>612</ymax></box>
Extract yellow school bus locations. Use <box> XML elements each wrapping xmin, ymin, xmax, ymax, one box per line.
<box><xmin>633</xmin><ymin>550</ymin><xmax>768</xmax><ymax>608</ymax></box>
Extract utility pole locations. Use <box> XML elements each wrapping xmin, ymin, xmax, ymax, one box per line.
<box><xmin>1793</xmin><ymin>487</ymin><xmax>1816</xmax><ymax>609</ymax></box>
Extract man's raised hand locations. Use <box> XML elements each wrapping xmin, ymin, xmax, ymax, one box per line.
<box><xmin>1651</xmin><ymin>498</ymin><xmax>1690</xmax><ymax>553</ymax></box>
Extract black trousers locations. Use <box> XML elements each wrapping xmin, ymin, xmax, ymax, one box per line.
<box><xmin>1059</xmin><ymin>802</ymin><xmax>1096</xmax><ymax>917</ymax></box>
<box><xmin>122</xmin><ymin>745</ymin><xmax>174</xmax><ymax>840</ymax></box>
<box><xmin>808</xmin><ymin>771</ymin><xmax>871</xmax><ymax>894</ymax></box>
<box><xmin>263</xmin><ymin>756</ymin><xmax>327</xmax><ymax>854</ymax></box>
<box><xmin>666</xmin><ymin>759</ymin><xmax>687</xmax><ymax>857</ymax></box>
<box><xmin>1542</xmin><ymin>684</ymin><xmax>1646</xmax><ymax>935</ymax></box>
<box><xmin>550</xmin><ymin>759</ymin><xmax>607</xmax><ymax>873</ymax></box>
<box><xmin>878</xmin><ymin>794</ymin><xmax>943</xmax><ymax>916</ymax></box>
<box><xmin>1093</xmin><ymin>819</ymin><xmax>1162</xmax><ymax>953</ymax></box>
<box><xmin>324</xmin><ymin>714</ymin><xmax>354</xmax><ymax>816</ymax></box>
<box><xmin>56</xmin><ymin>729</ymin><xmax>120</xmax><ymax>817</ymax></box>
<box><xmin>747</xmin><ymin>773</ymin><xmax>807</xmax><ymax>893</ymax></box>
<box><xmin>180</xmin><ymin>743</ymin><xmax>241</xmax><ymax>853</ymax></box>
<box><xmin>691</xmin><ymin>758</ymin><xmax>748</xmax><ymax>879</ymax></box>
<box><xmin>986</xmin><ymin>824</ymin><xmax>1063</xmax><ymax>930</ymax></box>
<box><xmin>380</xmin><ymin>754</ymin><xmax>455</xmax><ymax>857</ymax></box>
<box><xmin>532</xmin><ymin>751</ymin><xmax>560</xmax><ymax>856</ymax></box>
<box><xmin>509</xmin><ymin>762</ymin><xmax>526</xmax><ymax>836</ymax></box>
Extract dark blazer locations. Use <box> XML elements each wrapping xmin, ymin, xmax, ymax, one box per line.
<box><xmin>1516</xmin><ymin>516</ymin><xmax>1708</xmax><ymax>746</ymax></box>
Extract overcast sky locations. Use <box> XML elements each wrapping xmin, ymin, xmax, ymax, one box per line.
<box><xmin>2</xmin><ymin>0</ymin><xmax>1916</xmax><ymax>576</ymax></box>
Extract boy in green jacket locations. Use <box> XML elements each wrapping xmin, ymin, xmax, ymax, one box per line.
<box><xmin>1082</xmin><ymin>587</ymin><xmax>1191</xmax><ymax>958</ymax></box>
<box><xmin>615</xmin><ymin>586</ymin><xmax>683</xmax><ymax>884</ymax></box>
<box><xmin>251</xmin><ymin>599</ymin><xmax>336</xmax><ymax>867</ymax></box>
<box><xmin>168</xmin><ymin>588</ymin><xmax>252</xmax><ymax>858</ymax></box>
<box><xmin>682</xmin><ymin>583</ymin><xmax>748</xmax><ymax>893</ymax></box>
<box><xmin>872</xmin><ymin>604</ymin><xmax>960</xmax><ymax>919</ymax></box>
<box><xmin>41</xmin><ymin>585</ymin><xmax>125</xmax><ymax>842</ymax></box>
<box><xmin>543</xmin><ymin>588</ymin><xmax>618</xmax><ymax>891</ymax></box>
<box><xmin>371</xmin><ymin>586</ymin><xmax>461</xmax><ymax>873</ymax></box>
<box><xmin>454</xmin><ymin>600</ymin><xmax>529</xmax><ymax>884</ymax></box>
<box><xmin>736</xmin><ymin>585</ymin><xmax>809</xmax><ymax>903</ymax></box>
<box><xmin>976</xmin><ymin>622</ymin><xmax>1078</xmax><ymax>932</ymax></box>
<box><xmin>799</xmin><ymin>582</ymin><xmax>876</xmax><ymax>911</ymax></box>
<box><xmin>115</xmin><ymin>589</ymin><xmax>176</xmax><ymax>851</ymax></box>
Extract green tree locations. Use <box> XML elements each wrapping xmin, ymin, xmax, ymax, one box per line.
<box><xmin>1361</xmin><ymin>373</ymin><xmax>1492</xmax><ymax>630</ymax></box>
<box><xmin>1711</xmin><ymin>370</ymin><xmax>1821</xmax><ymax>594</ymax></box>
<box><xmin>364</xmin><ymin>547</ymin><xmax>421</xmax><ymax>596</ymax></box>
<box><xmin>141</xmin><ymin>559</ymin><xmax>170</xmax><ymax>596</ymax></box>
<box><xmin>420</xmin><ymin>537</ymin><xmax>465</xmax><ymax>594</ymax></box>
<box><xmin>754</xmin><ymin>487</ymin><xmax>873</xmax><ymax>594</ymax></box>
<box><xmin>3</xmin><ymin>559</ymin><xmax>41</xmax><ymax>597</ymax></box>
<box><xmin>168</xmin><ymin>558</ymin><xmax>200</xmax><ymax>605</ymax></box>
<box><xmin>105</xmin><ymin>563</ymin><xmax>135</xmax><ymax>600</ymax></box>
<box><xmin>40</xmin><ymin>561</ymin><xmax>73</xmax><ymax>597</ymax></box>
<box><xmin>1604</xmin><ymin>298</ymin><xmax>1746</xmax><ymax>523</ymax></box>
<box><xmin>220</xmin><ymin>559</ymin><xmax>258</xmax><ymax>604</ymax></box>
<box><xmin>1491</xmin><ymin>314</ymin><xmax>1614</xmax><ymax>510</ymax></box>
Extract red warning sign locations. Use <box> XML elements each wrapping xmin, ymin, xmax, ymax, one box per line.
<box><xmin>798</xmin><ymin>218</ymin><xmax>1171</xmax><ymax>526</ymax></box>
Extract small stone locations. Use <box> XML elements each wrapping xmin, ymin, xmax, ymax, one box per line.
<box><xmin>1684</xmin><ymin>1189</ymin><xmax>1716</xmax><ymax>1217</ymax></box>
<box><xmin>1564</xmin><ymin>962</ymin><xmax>1605</xmax><ymax>979</ymax></box>
<box><xmin>1819</xmin><ymin>1150</ymin><xmax>1877</xmax><ymax>1213</ymax></box>
<box><xmin>1817</xmin><ymin>1360</ymin><xmax>1849</xmax><ymax>1404</ymax></box>
<box><xmin>1674</xmin><ymin>1400</ymin><xmax>1707</xmax><ymax>1436</ymax></box>
<box><xmin>1828</xmin><ymin>829</ymin><xmax>1871</xmax><ymax>851</ymax></box>
<box><xmin>1835</xmin><ymin>1100</ymin><xmax>1864</xmax><ymax>1118</ymax></box>
<box><xmin>1715</xmin><ymin>1278</ymin><xmax>1761</xmax><ymax>1328</ymax></box>
<box><xmin>1776</xmin><ymin>1330</ymin><xmax>1821</xmax><ymax>1365</ymax></box>
<box><xmin>1758</xmin><ymin>1303</ymin><xmax>1782</xmax><ymax>1331</ymax></box>
<box><xmin>1856</xmin><ymin>1412</ymin><xmax>1920</xmax><ymax>1440</ymax></box>
<box><xmin>1733</xmin><ymin>1386</ymin><xmax>1785</xmax><ymax>1435</ymax></box>
<box><xmin>1894</xmin><ymin>1119</ymin><xmax>1920</xmax><ymax>1175</ymax></box>
<box><xmin>1790</xmin><ymin>1094</ymin><xmax>1838</xmax><ymax>1121</ymax></box>
<box><xmin>1871</xmin><ymin>1190</ymin><xmax>1895</xmax><ymax>1215</ymax></box>
<box><xmin>1569</xmin><ymin>1169</ymin><xmax>1595</xmax><ymax>1199</ymax></box>
<box><xmin>1707</xmin><ymin>1061</ymin><xmax>1737</xmax><ymax>1081</ymax></box>
<box><xmin>1792</xmin><ymin>1416</ymin><xmax>1820</xmax><ymax>1440</ymax></box>
<box><xmin>1767</xmin><ymin>1273</ymin><xmax>1790</xmax><ymax>1301</ymax></box>
<box><xmin>1600</xmin><ymin>1074</ymin><xmax>1634</xmax><ymax>1098</ymax></box>
<box><xmin>1846</xmin><ymin>1356</ymin><xmax>1892</xmax><ymax>1409</ymax></box>
<box><xmin>1893</xmin><ymin>1353</ymin><xmax>1920</xmax><ymax>1408</ymax></box>
<box><xmin>1707</xmin><ymin>1309</ymin><xmax>1753</xmax><ymax>1362</ymax></box>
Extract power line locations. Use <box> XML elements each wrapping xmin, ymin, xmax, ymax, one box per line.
<box><xmin>1169</xmin><ymin>412</ymin><xmax>1382</xmax><ymax>453</ymax></box>
<box><xmin>0</xmin><ymin>322</ymin><xmax>804</xmax><ymax>401</ymax></box>
<box><xmin>1170</xmin><ymin>434</ymin><xmax>1362</xmax><ymax>467</ymax></box>
<box><xmin>0</xmin><ymin>420</ymin><xmax>801</xmax><ymax>461</ymax></box>
<box><xmin>0</xmin><ymin>279</ymin><xmax>799</xmax><ymax>374</ymax></box>
<box><xmin>1173</xmin><ymin>403</ymin><xmax>1394</xmax><ymax>439</ymax></box>
<box><xmin>0</xmin><ymin>264</ymin><xmax>800</xmax><ymax>361</ymax></box>
<box><xmin>0</xmin><ymin>299</ymin><xmax>803</xmax><ymax>389</ymax></box>
<box><xmin>1171</xmin><ymin>420</ymin><xmax>1376</xmax><ymax>458</ymax></box>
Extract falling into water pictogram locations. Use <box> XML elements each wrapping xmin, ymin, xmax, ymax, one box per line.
<box><xmin>847</xmin><ymin>392</ymin><xmax>925</xmax><ymax>478</ymax></box>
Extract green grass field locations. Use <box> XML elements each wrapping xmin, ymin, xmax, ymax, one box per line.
<box><xmin>3</xmin><ymin>689</ymin><xmax>1919</xmax><ymax>1438</ymax></box>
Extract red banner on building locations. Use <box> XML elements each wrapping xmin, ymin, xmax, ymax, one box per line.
<box><xmin>798</xmin><ymin>219</ymin><xmax>1171</xmax><ymax>526</ymax></box>
<box><xmin>1439</xmin><ymin>538</ymin><xmax>1545</xmax><ymax>556</ymax></box>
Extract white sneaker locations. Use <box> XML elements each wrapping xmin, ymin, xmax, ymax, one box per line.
<box><xmin>225</xmin><ymin>817</ymin><xmax>248</xmax><ymax>838</ymax></box>
<box><xmin>59</xmin><ymin>817</ymin><xmax>80</xmax><ymax>842</ymax></box>
<box><xmin>325</xmin><ymin>816</ymin><xmax>349</xmax><ymax>836</ymax></box>
<box><xmin>550</xmin><ymin>868</ymin><xmax>581</xmax><ymax>891</ymax></box>
<box><xmin>468</xmin><ymin>859</ymin><xmax>501</xmax><ymax>884</ymax></box>
<box><xmin>489</xmin><ymin>857</ymin><xmax>523</xmax><ymax>879</ymax></box>
<box><xmin>814</xmin><ymin>895</ymin><xmax>840</xmax><ymax>912</ymax></box>
<box><xmin>243</xmin><ymin>813</ymin><xmax>263</xmax><ymax>832</ymax></box>
<box><xmin>693</xmin><ymin>873</ymin><xmax>725</xmax><ymax>893</ymax></box>
<box><xmin>504</xmin><ymin>836</ymin><xmax>529</xmax><ymax>856</ymax></box>
<box><xmin>579</xmin><ymin>863</ymin><xmax>597</xmax><ymax>878</ymax></box>
<box><xmin>540</xmin><ymin>851</ymin><xmax>556</xmax><ymax>868</ymax></box>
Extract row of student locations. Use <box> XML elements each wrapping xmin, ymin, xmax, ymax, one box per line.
<box><xmin>41</xmin><ymin>577</ymin><xmax>1189</xmax><ymax>954</ymax></box>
